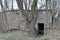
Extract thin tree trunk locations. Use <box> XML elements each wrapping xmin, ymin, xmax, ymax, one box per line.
<box><xmin>0</xmin><ymin>1</ymin><xmax>8</xmax><ymax>32</ymax></box>
<box><xmin>24</xmin><ymin>19</ymin><xmax>30</xmax><ymax>32</ymax></box>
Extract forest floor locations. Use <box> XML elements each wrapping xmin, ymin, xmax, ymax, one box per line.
<box><xmin>0</xmin><ymin>31</ymin><xmax>46</xmax><ymax>40</ymax></box>
<box><xmin>0</xmin><ymin>29</ymin><xmax>59</xmax><ymax>40</ymax></box>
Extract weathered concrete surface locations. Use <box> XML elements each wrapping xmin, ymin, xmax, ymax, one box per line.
<box><xmin>35</xmin><ymin>11</ymin><xmax>52</xmax><ymax>30</ymax></box>
<box><xmin>7</xmin><ymin>11</ymin><xmax>27</xmax><ymax>31</ymax></box>
<box><xmin>0</xmin><ymin>11</ymin><xmax>52</xmax><ymax>31</ymax></box>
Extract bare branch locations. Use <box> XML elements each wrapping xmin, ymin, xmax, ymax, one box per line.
<box><xmin>16</xmin><ymin>0</ymin><xmax>27</xmax><ymax>17</ymax></box>
<box><xmin>31</xmin><ymin>0</ymin><xmax>37</xmax><ymax>10</ymax></box>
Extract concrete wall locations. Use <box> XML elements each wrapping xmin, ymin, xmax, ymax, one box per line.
<box><xmin>0</xmin><ymin>11</ymin><xmax>52</xmax><ymax>31</ymax></box>
<box><xmin>35</xmin><ymin>11</ymin><xmax>52</xmax><ymax>30</ymax></box>
<box><xmin>6</xmin><ymin>11</ymin><xmax>25</xmax><ymax>30</ymax></box>
<box><xmin>0</xmin><ymin>11</ymin><xmax>25</xmax><ymax>31</ymax></box>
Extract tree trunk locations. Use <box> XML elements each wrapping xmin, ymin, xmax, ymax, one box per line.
<box><xmin>0</xmin><ymin>1</ymin><xmax>8</xmax><ymax>32</ymax></box>
<box><xmin>24</xmin><ymin>19</ymin><xmax>30</xmax><ymax>32</ymax></box>
<box><xmin>30</xmin><ymin>20</ymin><xmax>37</xmax><ymax>35</ymax></box>
<box><xmin>16</xmin><ymin>0</ymin><xmax>37</xmax><ymax>35</ymax></box>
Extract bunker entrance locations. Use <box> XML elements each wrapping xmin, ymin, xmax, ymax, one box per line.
<box><xmin>38</xmin><ymin>23</ymin><xmax>44</xmax><ymax>35</ymax></box>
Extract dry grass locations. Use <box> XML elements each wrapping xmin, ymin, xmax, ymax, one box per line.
<box><xmin>0</xmin><ymin>31</ymin><xmax>47</xmax><ymax>40</ymax></box>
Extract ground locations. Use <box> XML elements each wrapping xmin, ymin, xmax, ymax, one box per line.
<box><xmin>0</xmin><ymin>31</ymin><xmax>46</xmax><ymax>40</ymax></box>
<box><xmin>0</xmin><ymin>23</ymin><xmax>60</xmax><ymax>40</ymax></box>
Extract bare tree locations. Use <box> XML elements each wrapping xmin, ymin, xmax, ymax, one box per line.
<box><xmin>16</xmin><ymin>0</ymin><xmax>38</xmax><ymax>35</ymax></box>
<box><xmin>51</xmin><ymin>0</ymin><xmax>58</xmax><ymax>25</ymax></box>
<box><xmin>0</xmin><ymin>0</ymin><xmax>8</xmax><ymax>32</ymax></box>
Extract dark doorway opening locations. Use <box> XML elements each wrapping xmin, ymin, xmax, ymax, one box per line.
<box><xmin>37</xmin><ymin>23</ymin><xmax>44</xmax><ymax>35</ymax></box>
